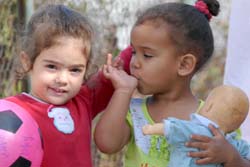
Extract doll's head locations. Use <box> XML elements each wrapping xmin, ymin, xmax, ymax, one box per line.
<box><xmin>199</xmin><ymin>85</ymin><xmax>249</xmax><ymax>133</ymax></box>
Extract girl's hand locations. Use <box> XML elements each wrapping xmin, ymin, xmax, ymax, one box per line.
<box><xmin>185</xmin><ymin>124</ymin><xmax>236</xmax><ymax>165</ymax></box>
<box><xmin>106</xmin><ymin>53</ymin><xmax>124</xmax><ymax>70</ymax></box>
<box><xmin>102</xmin><ymin>64</ymin><xmax>137</xmax><ymax>94</ymax></box>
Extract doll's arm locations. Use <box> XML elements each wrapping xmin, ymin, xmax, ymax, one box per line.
<box><xmin>186</xmin><ymin>124</ymin><xmax>250</xmax><ymax>166</ymax></box>
<box><xmin>142</xmin><ymin>123</ymin><xmax>165</xmax><ymax>136</ymax></box>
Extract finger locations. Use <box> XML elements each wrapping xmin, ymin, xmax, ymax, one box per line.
<box><xmin>107</xmin><ymin>65</ymin><xmax>115</xmax><ymax>73</ymax></box>
<box><xmin>188</xmin><ymin>150</ymin><xmax>209</xmax><ymax>158</ymax></box>
<box><xmin>113</xmin><ymin>57</ymin><xmax>120</xmax><ymax>67</ymax></box>
<box><xmin>195</xmin><ymin>157</ymin><xmax>213</xmax><ymax>165</ymax></box>
<box><xmin>190</xmin><ymin>134</ymin><xmax>211</xmax><ymax>142</ymax></box>
<box><xmin>208</xmin><ymin>124</ymin><xmax>223</xmax><ymax>137</ymax></box>
<box><xmin>185</xmin><ymin>141</ymin><xmax>208</xmax><ymax>150</ymax></box>
<box><xmin>102</xmin><ymin>65</ymin><xmax>110</xmax><ymax>78</ymax></box>
<box><xmin>106</xmin><ymin>53</ymin><xmax>113</xmax><ymax>66</ymax></box>
<box><xmin>117</xmin><ymin>63</ymin><xmax>124</xmax><ymax>70</ymax></box>
<box><xmin>102</xmin><ymin>64</ymin><xmax>107</xmax><ymax>73</ymax></box>
<box><xmin>113</xmin><ymin>57</ymin><xmax>124</xmax><ymax>69</ymax></box>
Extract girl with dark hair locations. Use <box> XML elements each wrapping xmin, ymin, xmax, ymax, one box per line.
<box><xmin>95</xmin><ymin>0</ymin><xmax>250</xmax><ymax>166</ymax></box>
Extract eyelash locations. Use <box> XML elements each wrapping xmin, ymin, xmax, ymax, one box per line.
<box><xmin>45</xmin><ymin>64</ymin><xmax>83</xmax><ymax>74</ymax></box>
<box><xmin>144</xmin><ymin>54</ymin><xmax>153</xmax><ymax>58</ymax></box>
<box><xmin>70</xmin><ymin>68</ymin><xmax>82</xmax><ymax>73</ymax></box>
<box><xmin>131</xmin><ymin>50</ymin><xmax>153</xmax><ymax>58</ymax></box>
<box><xmin>46</xmin><ymin>64</ymin><xmax>56</xmax><ymax>69</ymax></box>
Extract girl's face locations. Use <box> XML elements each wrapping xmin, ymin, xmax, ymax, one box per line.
<box><xmin>130</xmin><ymin>21</ymin><xmax>180</xmax><ymax>95</ymax></box>
<box><xmin>26</xmin><ymin>36</ymin><xmax>88</xmax><ymax>105</ymax></box>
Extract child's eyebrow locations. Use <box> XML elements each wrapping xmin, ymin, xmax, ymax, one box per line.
<box><xmin>43</xmin><ymin>59</ymin><xmax>86</xmax><ymax>68</ymax></box>
<box><xmin>141</xmin><ymin>46</ymin><xmax>155</xmax><ymax>51</ymax></box>
<box><xmin>130</xmin><ymin>43</ymin><xmax>156</xmax><ymax>52</ymax></box>
<box><xmin>70</xmin><ymin>64</ymin><xmax>86</xmax><ymax>68</ymax></box>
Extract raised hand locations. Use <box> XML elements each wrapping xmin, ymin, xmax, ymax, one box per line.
<box><xmin>105</xmin><ymin>53</ymin><xmax>124</xmax><ymax>70</ymax></box>
<box><xmin>103</xmin><ymin>57</ymin><xmax>137</xmax><ymax>95</ymax></box>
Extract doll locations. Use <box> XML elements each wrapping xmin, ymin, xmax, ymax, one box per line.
<box><xmin>143</xmin><ymin>85</ymin><xmax>250</xmax><ymax>167</ymax></box>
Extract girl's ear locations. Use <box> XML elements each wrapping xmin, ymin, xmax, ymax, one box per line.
<box><xmin>177</xmin><ymin>53</ymin><xmax>197</xmax><ymax>76</ymax></box>
<box><xmin>20</xmin><ymin>51</ymin><xmax>31</xmax><ymax>71</ymax></box>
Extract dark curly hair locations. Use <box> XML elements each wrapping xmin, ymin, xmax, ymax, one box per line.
<box><xmin>134</xmin><ymin>0</ymin><xmax>220</xmax><ymax>72</ymax></box>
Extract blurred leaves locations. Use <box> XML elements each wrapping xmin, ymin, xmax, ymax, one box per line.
<box><xmin>0</xmin><ymin>0</ymin><xmax>18</xmax><ymax>97</ymax></box>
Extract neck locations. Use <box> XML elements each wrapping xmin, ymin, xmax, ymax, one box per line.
<box><xmin>147</xmin><ymin>85</ymin><xmax>199</xmax><ymax>121</ymax></box>
<box><xmin>152</xmin><ymin>81</ymin><xmax>195</xmax><ymax>103</ymax></box>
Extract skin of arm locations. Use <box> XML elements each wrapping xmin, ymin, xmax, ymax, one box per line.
<box><xmin>94</xmin><ymin>64</ymin><xmax>137</xmax><ymax>153</ymax></box>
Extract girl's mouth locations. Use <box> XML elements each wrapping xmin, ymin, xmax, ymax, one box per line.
<box><xmin>49</xmin><ymin>87</ymin><xmax>67</xmax><ymax>95</ymax></box>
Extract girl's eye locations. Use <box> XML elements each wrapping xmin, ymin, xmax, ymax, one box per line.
<box><xmin>70</xmin><ymin>68</ymin><xmax>83</xmax><ymax>73</ymax></box>
<box><xmin>46</xmin><ymin>64</ymin><xmax>57</xmax><ymax>69</ymax></box>
<box><xmin>144</xmin><ymin>54</ymin><xmax>153</xmax><ymax>58</ymax></box>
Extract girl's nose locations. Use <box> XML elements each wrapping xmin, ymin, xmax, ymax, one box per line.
<box><xmin>55</xmin><ymin>71</ymin><xmax>68</xmax><ymax>85</ymax></box>
<box><xmin>130</xmin><ymin>56</ymin><xmax>141</xmax><ymax>69</ymax></box>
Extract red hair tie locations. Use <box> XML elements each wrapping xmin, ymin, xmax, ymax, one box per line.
<box><xmin>194</xmin><ymin>0</ymin><xmax>212</xmax><ymax>21</ymax></box>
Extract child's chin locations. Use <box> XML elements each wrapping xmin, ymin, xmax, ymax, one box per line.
<box><xmin>48</xmin><ymin>98</ymin><xmax>68</xmax><ymax>105</ymax></box>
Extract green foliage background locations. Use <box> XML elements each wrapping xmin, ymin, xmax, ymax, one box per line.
<box><xmin>0</xmin><ymin>0</ymin><xmax>21</xmax><ymax>97</ymax></box>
